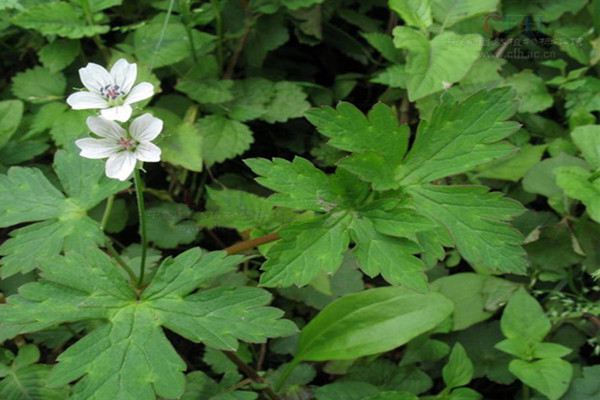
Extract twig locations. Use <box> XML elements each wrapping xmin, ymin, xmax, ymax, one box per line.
<box><xmin>224</xmin><ymin>233</ymin><xmax>280</xmax><ymax>255</ymax></box>
<box><xmin>495</xmin><ymin>37</ymin><xmax>514</xmax><ymax>58</ymax></box>
<box><xmin>399</xmin><ymin>96</ymin><xmax>410</xmax><ymax>125</ymax></box>
<box><xmin>256</xmin><ymin>343</ymin><xmax>267</xmax><ymax>371</ymax></box>
<box><xmin>223</xmin><ymin>16</ymin><xmax>255</xmax><ymax>79</ymax></box>
<box><xmin>223</xmin><ymin>351</ymin><xmax>280</xmax><ymax>400</ymax></box>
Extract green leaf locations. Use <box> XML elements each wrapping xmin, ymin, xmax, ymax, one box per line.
<box><xmin>476</xmin><ymin>144</ymin><xmax>547</xmax><ymax>182</ymax></box>
<box><xmin>563</xmin><ymin>365</ymin><xmax>600</xmax><ymax>400</ymax></box>
<box><xmin>160</xmin><ymin>121</ymin><xmax>204</xmax><ymax>172</ymax></box>
<box><xmin>350</xmin><ymin>217</ymin><xmax>427</xmax><ymax>291</ymax></box>
<box><xmin>388</xmin><ymin>0</ymin><xmax>432</xmax><ymax>29</ymax></box>
<box><xmin>362</xmin><ymin>32</ymin><xmax>404</xmax><ymax>63</ymax></box>
<box><xmin>555</xmin><ymin>166</ymin><xmax>600</xmax><ymax>223</ymax></box>
<box><xmin>220</xmin><ymin>79</ymin><xmax>309</xmax><ymax>123</ymax></box>
<box><xmin>245</xmin><ymin>157</ymin><xmax>351</xmax><ymax>212</ymax></box>
<box><xmin>294</xmin><ymin>286</ymin><xmax>454</xmax><ymax>361</ymax></box>
<box><xmin>397</xmin><ymin>88</ymin><xmax>520</xmax><ymax>185</ymax></box>
<box><xmin>134</xmin><ymin>21</ymin><xmax>215</xmax><ymax>68</ymax></box>
<box><xmin>197</xmin><ymin>188</ymin><xmax>283</xmax><ymax>232</ymax></box>
<box><xmin>11</xmin><ymin>67</ymin><xmax>66</xmax><ymax>103</ymax></box>
<box><xmin>244</xmin><ymin>13</ymin><xmax>289</xmax><ymax>67</ymax></box>
<box><xmin>0</xmin><ymin>345</ymin><xmax>69</xmax><ymax>400</ymax></box>
<box><xmin>500</xmin><ymin>288</ymin><xmax>550</xmax><ymax>343</ymax></box>
<box><xmin>281</xmin><ymin>0</ymin><xmax>323</xmax><ymax>10</ymax></box>
<box><xmin>431</xmin><ymin>0</ymin><xmax>499</xmax><ymax>27</ymax></box>
<box><xmin>0</xmin><ymin>249</ymin><xmax>295</xmax><ymax>399</ymax></box>
<box><xmin>504</xmin><ymin>70</ymin><xmax>553</xmax><ymax>114</ymax></box>
<box><xmin>260</xmin><ymin>214</ymin><xmax>352</xmax><ymax>287</ymax></box>
<box><xmin>12</xmin><ymin>1</ymin><xmax>109</xmax><ymax>38</ymax></box>
<box><xmin>176</xmin><ymin>62</ymin><xmax>234</xmax><ymax>105</ymax></box>
<box><xmin>306</xmin><ymin>102</ymin><xmax>409</xmax><ymax>190</ymax></box>
<box><xmin>508</xmin><ymin>359</ymin><xmax>572</xmax><ymax>400</ymax></box>
<box><xmin>260</xmin><ymin>81</ymin><xmax>310</xmax><ymax>123</ymax></box>
<box><xmin>530</xmin><ymin>342</ymin><xmax>572</xmax><ymax>359</ymax></box>
<box><xmin>198</xmin><ymin>115</ymin><xmax>254</xmax><ymax>165</ymax></box>
<box><xmin>392</xmin><ymin>28</ymin><xmax>483</xmax><ymax>101</ymax></box>
<box><xmin>522</xmin><ymin>153</ymin><xmax>589</xmax><ymax>198</ymax></box>
<box><xmin>570</xmin><ymin>125</ymin><xmax>600</xmax><ymax>168</ymax></box>
<box><xmin>0</xmin><ymin>100</ymin><xmax>24</xmax><ymax>149</ymax></box>
<box><xmin>410</xmin><ymin>185</ymin><xmax>527</xmax><ymax>275</ymax></box>
<box><xmin>452</xmin><ymin>321</ymin><xmax>514</xmax><ymax>385</ymax></box>
<box><xmin>146</xmin><ymin>202</ymin><xmax>199</xmax><ymax>249</ymax></box>
<box><xmin>39</xmin><ymin>39</ymin><xmax>80</xmax><ymax>73</ymax></box>
<box><xmin>442</xmin><ymin>343</ymin><xmax>474</xmax><ymax>389</ymax></box>
<box><xmin>0</xmin><ymin>150</ymin><xmax>129</xmax><ymax>277</ymax></box>
<box><xmin>432</xmin><ymin>273</ymin><xmax>520</xmax><ymax>330</ymax></box>
<box><xmin>314</xmin><ymin>381</ymin><xmax>379</xmax><ymax>400</ymax></box>
<box><xmin>50</xmin><ymin>109</ymin><xmax>94</xmax><ymax>148</ymax></box>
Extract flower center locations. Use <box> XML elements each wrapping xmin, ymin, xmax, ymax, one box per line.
<box><xmin>118</xmin><ymin>137</ymin><xmax>135</xmax><ymax>151</ymax></box>
<box><xmin>100</xmin><ymin>84</ymin><xmax>125</xmax><ymax>106</ymax></box>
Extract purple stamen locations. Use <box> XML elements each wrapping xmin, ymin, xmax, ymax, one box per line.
<box><xmin>100</xmin><ymin>84</ymin><xmax>123</xmax><ymax>100</ymax></box>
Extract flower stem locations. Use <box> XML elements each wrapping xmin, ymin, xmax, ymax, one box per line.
<box><xmin>210</xmin><ymin>0</ymin><xmax>224</xmax><ymax>71</ymax></box>
<box><xmin>106</xmin><ymin>240</ymin><xmax>137</xmax><ymax>284</ymax></box>
<box><xmin>100</xmin><ymin>195</ymin><xmax>115</xmax><ymax>232</ymax></box>
<box><xmin>133</xmin><ymin>168</ymin><xmax>148</xmax><ymax>288</ymax></box>
<box><xmin>79</xmin><ymin>0</ymin><xmax>110</xmax><ymax>62</ymax></box>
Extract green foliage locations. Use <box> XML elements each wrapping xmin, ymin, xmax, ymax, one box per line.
<box><xmin>0</xmin><ymin>249</ymin><xmax>295</xmax><ymax>399</ymax></box>
<box><xmin>0</xmin><ymin>151</ymin><xmax>128</xmax><ymax>277</ymax></box>
<box><xmin>1</xmin><ymin>0</ymin><xmax>598</xmax><ymax>397</ymax></box>
<box><xmin>0</xmin><ymin>345</ymin><xmax>69</xmax><ymax>399</ymax></box>
<box><xmin>496</xmin><ymin>289</ymin><xmax>573</xmax><ymax>400</ymax></box>
<box><xmin>11</xmin><ymin>67</ymin><xmax>66</xmax><ymax>103</ymax></box>
<box><xmin>393</xmin><ymin>28</ymin><xmax>483</xmax><ymax>101</ymax></box>
<box><xmin>12</xmin><ymin>2</ymin><xmax>109</xmax><ymax>39</ymax></box>
<box><xmin>294</xmin><ymin>287</ymin><xmax>453</xmax><ymax>361</ymax></box>
<box><xmin>146</xmin><ymin>202</ymin><xmax>199</xmax><ymax>249</ymax></box>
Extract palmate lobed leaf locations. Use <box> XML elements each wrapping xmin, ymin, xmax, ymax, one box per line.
<box><xmin>247</xmin><ymin>88</ymin><xmax>528</xmax><ymax>286</ymax></box>
<box><xmin>0</xmin><ymin>248</ymin><xmax>296</xmax><ymax>400</ymax></box>
<box><xmin>410</xmin><ymin>185</ymin><xmax>527</xmax><ymax>275</ymax></box>
<box><xmin>0</xmin><ymin>150</ymin><xmax>129</xmax><ymax>277</ymax></box>
<box><xmin>12</xmin><ymin>2</ymin><xmax>109</xmax><ymax>39</ymax></box>
<box><xmin>305</xmin><ymin>102</ymin><xmax>409</xmax><ymax>190</ymax></box>
<box><xmin>0</xmin><ymin>345</ymin><xmax>70</xmax><ymax>400</ymax></box>
<box><xmin>397</xmin><ymin>88</ymin><xmax>520</xmax><ymax>185</ymax></box>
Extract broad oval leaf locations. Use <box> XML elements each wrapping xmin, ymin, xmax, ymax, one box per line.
<box><xmin>295</xmin><ymin>287</ymin><xmax>454</xmax><ymax>361</ymax></box>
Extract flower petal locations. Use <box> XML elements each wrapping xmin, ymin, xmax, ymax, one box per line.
<box><xmin>75</xmin><ymin>138</ymin><xmax>120</xmax><ymax>159</ymax></box>
<box><xmin>86</xmin><ymin>116</ymin><xmax>126</xmax><ymax>140</ymax></box>
<box><xmin>129</xmin><ymin>113</ymin><xmax>163</xmax><ymax>141</ymax></box>
<box><xmin>124</xmin><ymin>82</ymin><xmax>154</xmax><ymax>105</ymax></box>
<box><xmin>135</xmin><ymin>142</ymin><xmax>161</xmax><ymax>162</ymax></box>
<box><xmin>110</xmin><ymin>58</ymin><xmax>137</xmax><ymax>94</ymax></box>
<box><xmin>79</xmin><ymin>63</ymin><xmax>113</xmax><ymax>93</ymax></box>
<box><xmin>105</xmin><ymin>151</ymin><xmax>137</xmax><ymax>181</ymax></box>
<box><xmin>100</xmin><ymin>105</ymin><xmax>133</xmax><ymax>122</ymax></box>
<box><xmin>66</xmin><ymin>92</ymin><xmax>108</xmax><ymax>110</ymax></box>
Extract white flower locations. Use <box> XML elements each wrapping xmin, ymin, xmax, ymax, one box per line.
<box><xmin>66</xmin><ymin>59</ymin><xmax>154</xmax><ymax>122</ymax></box>
<box><xmin>75</xmin><ymin>113</ymin><xmax>163</xmax><ymax>181</ymax></box>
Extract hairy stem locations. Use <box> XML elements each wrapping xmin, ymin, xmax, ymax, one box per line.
<box><xmin>178</xmin><ymin>0</ymin><xmax>198</xmax><ymax>63</ymax></box>
<box><xmin>224</xmin><ymin>14</ymin><xmax>255</xmax><ymax>79</ymax></box>
<box><xmin>210</xmin><ymin>0</ymin><xmax>225</xmax><ymax>71</ymax></box>
<box><xmin>80</xmin><ymin>0</ymin><xmax>110</xmax><ymax>61</ymax></box>
<box><xmin>106</xmin><ymin>240</ymin><xmax>137</xmax><ymax>284</ymax></box>
<box><xmin>100</xmin><ymin>195</ymin><xmax>115</xmax><ymax>232</ymax></box>
<box><xmin>224</xmin><ymin>232</ymin><xmax>280</xmax><ymax>255</ymax></box>
<box><xmin>134</xmin><ymin>168</ymin><xmax>148</xmax><ymax>287</ymax></box>
<box><xmin>223</xmin><ymin>351</ymin><xmax>280</xmax><ymax>400</ymax></box>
